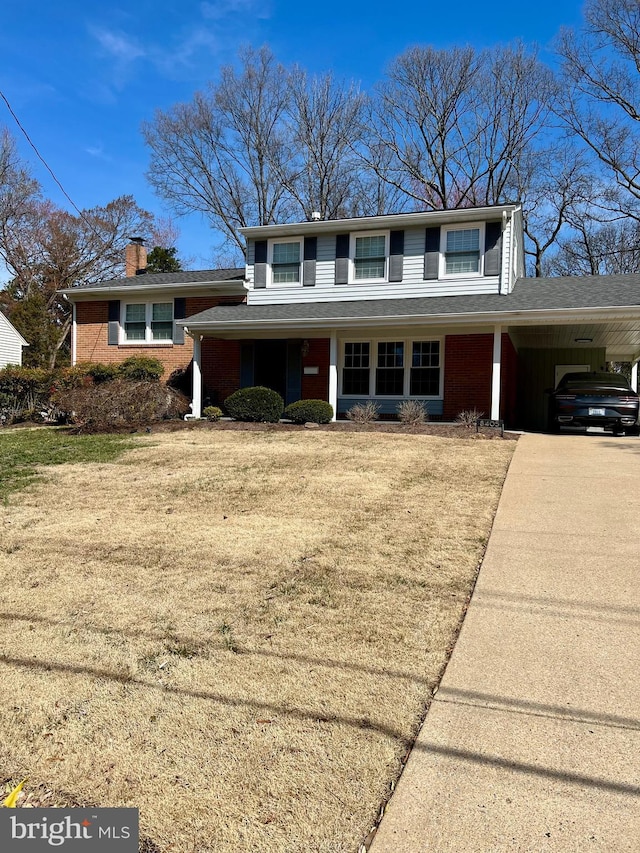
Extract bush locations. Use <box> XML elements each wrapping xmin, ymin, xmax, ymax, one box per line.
<box><xmin>284</xmin><ymin>399</ymin><xmax>334</xmax><ymax>424</ymax></box>
<box><xmin>118</xmin><ymin>356</ymin><xmax>164</xmax><ymax>382</ymax></box>
<box><xmin>346</xmin><ymin>401</ymin><xmax>380</xmax><ymax>425</ymax></box>
<box><xmin>167</xmin><ymin>364</ymin><xmax>192</xmax><ymax>395</ymax></box>
<box><xmin>224</xmin><ymin>386</ymin><xmax>284</xmax><ymax>423</ymax></box>
<box><xmin>397</xmin><ymin>400</ymin><xmax>428</xmax><ymax>425</ymax></box>
<box><xmin>203</xmin><ymin>405</ymin><xmax>223</xmax><ymax>422</ymax></box>
<box><xmin>456</xmin><ymin>408</ymin><xmax>484</xmax><ymax>426</ymax></box>
<box><xmin>80</xmin><ymin>362</ymin><xmax>120</xmax><ymax>384</ymax></box>
<box><xmin>0</xmin><ymin>366</ymin><xmax>54</xmax><ymax>423</ymax></box>
<box><xmin>54</xmin><ymin>379</ymin><xmax>189</xmax><ymax>430</ymax></box>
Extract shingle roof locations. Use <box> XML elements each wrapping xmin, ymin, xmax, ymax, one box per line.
<box><xmin>182</xmin><ymin>274</ymin><xmax>640</xmax><ymax>326</ymax></box>
<box><xmin>67</xmin><ymin>268</ymin><xmax>245</xmax><ymax>291</ymax></box>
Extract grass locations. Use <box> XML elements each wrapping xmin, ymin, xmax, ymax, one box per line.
<box><xmin>0</xmin><ymin>429</ymin><xmax>515</xmax><ymax>851</ymax></box>
<box><xmin>0</xmin><ymin>428</ymin><xmax>138</xmax><ymax>500</ymax></box>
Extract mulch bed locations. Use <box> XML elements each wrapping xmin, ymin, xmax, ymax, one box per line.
<box><xmin>136</xmin><ymin>419</ymin><xmax>518</xmax><ymax>440</ymax></box>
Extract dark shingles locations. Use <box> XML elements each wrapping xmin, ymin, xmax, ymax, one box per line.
<box><xmin>68</xmin><ymin>268</ymin><xmax>246</xmax><ymax>291</ymax></box>
<box><xmin>182</xmin><ymin>274</ymin><xmax>640</xmax><ymax>326</ymax></box>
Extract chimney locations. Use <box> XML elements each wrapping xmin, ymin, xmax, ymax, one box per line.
<box><xmin>125</xmin><ymin>237</ymin><xmax>147</xmax><ymax>277</ymax></box>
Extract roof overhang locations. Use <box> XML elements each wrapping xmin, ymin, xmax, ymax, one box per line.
<box><xmin>61</xmin><ymin>279</ymin><xmax>247</xmax><ymax>300</ymax></box>
<box><xmin>240</xmin><ymin>204</ymin><xmax>521</xmax><ymax>240</ymax></box>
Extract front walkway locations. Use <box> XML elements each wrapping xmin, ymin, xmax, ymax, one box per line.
<box><xmin>371</xmin><ymin>432</ymin><xmax>640</xmax><ymax>852</ymax></box>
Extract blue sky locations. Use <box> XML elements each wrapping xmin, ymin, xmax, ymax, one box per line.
<box><xmin>1</xmin><ymin>0</ymin><xmax>586</xmax><ymax>271</ymax></box>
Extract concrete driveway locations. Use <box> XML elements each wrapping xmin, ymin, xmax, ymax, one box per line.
<box><xmin>370</xmin><ymin>432</ymin><xmax>640</xmax><ymax>852</ymax></box>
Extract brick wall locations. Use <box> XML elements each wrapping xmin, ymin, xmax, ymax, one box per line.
<box><xmin>75</xmin><ymin>295</ymin><xmax>243</xmax><ymax>380</ymax></box>
<box><xmin>443</xmin><ymin>332</ymin><xmax>517</xmax><ymax>425</ymax></box>
<box><xmin>201</xmin><ymin>339</ymin><xmax>243</xmax><ymax>405</ymax></box>
<box><xmin>301</xmin><ymin>338</ymin><xmax>330</xmax><ymax>400</ymax></box>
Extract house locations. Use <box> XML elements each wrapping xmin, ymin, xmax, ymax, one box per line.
<box><xmin>0</xmin><ymin>311</ymin><xmax>28</xmax><ymax>368</ymax></box>
<box><xmin>63</xmin><ymin>205</ymin><xmax>640</xmax><ymax>430</ymax></box>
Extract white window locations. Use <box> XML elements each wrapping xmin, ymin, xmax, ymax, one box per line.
<box><xmin>341</xmin><ymin>338</ymin><xmax>442</xmax><ymax>397</ymax></box>
<box><xmin>351</xmin><ymin>232</ymin><xmax>388</xmax><ymax>281</ymax></box>
<box><xmin>269</xmin><ymin>239</ymin><xmax>302</xmax><ymax>284</ymax></box>
<box><xmin>442</xmin><ymin>225</ymin><xmax>483</xmax><ymax>276</ymax></box>
<box><xmin>123</xmin><ymin>302</ymin><xmax>173</xmax><ymax>343</ymax></box>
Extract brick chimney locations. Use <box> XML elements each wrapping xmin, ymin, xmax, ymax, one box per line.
<box><xmin>125</xmin><ymin>237</ymin><xmax>147</xmax><ymax>277</ymax></box>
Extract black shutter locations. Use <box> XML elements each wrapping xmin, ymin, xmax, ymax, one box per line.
<box><xmin>484</xmin><ymin>221</ymin><xmax>502</xmax><ymax>277</ymax></box>
<box><xmin>254</xmin><ymin>240</ymin><xmax>267</xmax><ymax>288</ymax></box>
<box><xmin>173</xmin><ymin>297</ymin><xmax>186</xmax><ymax>344</ymax></box>
<box><xmin>240</xmin><ymin>343</ymin><xmax>254</xmax><ymax>387</ymax></box>
<box><xmin>424</xmin><ymin>226</ymin><xmax>440</xmax><ymax>280</ymax></box>
<box><xmin>107</xmin><ymin>300</ymin><xmax>120</xmax><ymax>346</ymax></box>
<box><xmin>389</xmin><ymin>230</ymin><xmax>404</xmax><ymax>282</ymax></box>
<box><xmin>303</xmin><ymin>236</ymin><xmax>317</xmax><ymax>287</ymax></box>
<box><xmin>335</xmin><ymin>234</ymin><xmax>350</xmax><ymax>284</ymax></box>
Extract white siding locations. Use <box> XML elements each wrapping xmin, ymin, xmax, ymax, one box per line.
<box><xmin>247</xmin><ymin>225</ymin><xmax>503</xmax><ymax>305</ymax></box>
<box><xmin>0</xmin><ymin>313</ymin><xmax>26</xmax><ymax>368</ymax></box>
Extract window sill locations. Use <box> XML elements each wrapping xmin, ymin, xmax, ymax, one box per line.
<box><xmin>119</xmin><ymin>341</ymin><xmax>176</xmax><ymax>347</ymax></box>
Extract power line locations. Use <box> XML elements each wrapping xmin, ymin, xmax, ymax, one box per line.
<box><xmin>0</xmin><ymin>88</ymin><xmax>87</xmax><ymax>220</ymax></box>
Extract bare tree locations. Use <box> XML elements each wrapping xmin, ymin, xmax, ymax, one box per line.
<box><xmin>557</xmin><ymin>0</ymin><xmax>640</xmax><ymax>216</ymax></box>
<box><xmin>144</xmin><ymin>46</ymin><xmax>293</xmax><ymax>256</ymax></box>
<box><xmin>368</xmin><ymin>43</ymin><xmax>554</xmax><ymax>210</ymax></box>
<box><xmin>1</xmin><ymin>195</ymin><xmax>154</xmax><ymax>367</ymax></box>
<box><xmin>279</xmin><ymin>70</ymin><xmax>366</xmax><ymax>219</ymax></box>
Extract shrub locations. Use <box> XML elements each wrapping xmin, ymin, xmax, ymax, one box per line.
<box><xmin>118</xmin><ymin>356</ymin><xmax>164</xmax><ymax>383</ymax></box>
<box><xmin>346</xmin><ymin>401</ymin><xmax>380</xmax><ymax>425</ymax></box>
<box><xmin>397</xmin><ymin>399</ymin><xmax>428</xmax><ymax>425</ymax></box>
<box><xmin>456</xmin><ymin>408</ymin><xmax>485</xmax><ymax>426</ymax></box>
<box><xmin>284</xmin><ymin>399</ymin><xmax>333</xmax><ymax>424</ymax></box>
<box><xmin>167</xmin><ymin>364</ymin><xmax>192</xmax><ymax>395</ymax></box>
<box><xmin>203</xmin><ymin>405</ymin><xmax>223</xmax><ymax>422</ymax></box>
<box><xmin>224</xmin><ymin>386</ymin><xmax>284</xmax><ymax>423</ymax></box>
<box><xmin>54</xmin><ymin>379</ymin><xmax>189</xmax><ymax>430</ymax></box>
<box><xmin>80</xmin><ymin>362</ymin><xmax>120</xmax><ymax>384</ymax></box>
<box><xmin>0</xmin><ymin>366</ymin><xmax>53</xmax><ymax>423</ymax></box>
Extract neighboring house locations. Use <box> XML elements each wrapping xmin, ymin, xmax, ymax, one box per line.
<box><xmin>63</xmin><ymin>205</ymin><xmax>640</xmax><ymax>430</ymax></box>
<box><xmin>0</xmin><ymin>311</ymin><xmax>28</xmax><ymax>368</ymax></box>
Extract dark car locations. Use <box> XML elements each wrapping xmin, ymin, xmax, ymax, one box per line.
<box><xmin>548</xmin><ymin>371</ymin><xmax>640</xmax><ymax>434</ymax></box>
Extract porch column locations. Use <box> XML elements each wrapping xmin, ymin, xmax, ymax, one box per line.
<box><xmin>491</xmin><ymin>325</ymin><xmax>502</xmax><ymax>420</ymax></box>
<box><xmin>632</xmin><ymin>360</ymin><xmax>638</xmax><ymax>392</ymax></box>
<box><xmin>191</xmin><ymin>334</ymin><xmax>202</xmax><ymax>419</ymax></box>
<box><xmin>329</xmin><ymin>330</ymin><xmax>338</xmax><ymax>422</ymax></box>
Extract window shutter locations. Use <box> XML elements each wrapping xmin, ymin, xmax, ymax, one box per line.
<box><xmin>389</xmin><ymin>230</ymin><xmax>404</xmax><ymax>282</ymax></box>
<box><xmin>303</xmin><ymin>236</ymin><xmax>317</xmax><ymax>286</ymax></box>
<box><xmin>335</xmin><ymin>234</ymin><xmax>350</xmax><ymax>284</ymax></box>
<box><xmin>107</xmin><ymin>300</ymin><xmax>120</xmax><ymax>345</ymax></box>
<box><xmin>484</xmin><ymin>221</ymin><xmax>502</xmax><ymax>277</ymax></box>
<box><xmin>173</xmin><ymin>297</ymin><xmax>186</xmax><ymax>344</ymax></box>
<box><xmin>424</xmin><ymin>226</ymin><xmax>440</xmax><ymax>280</ymax></box>
<box><xmin>254</xmin><ymin>240</ymin><xmax>267</xmax><ymax>288</ymax></box>
<box><xmin>240</xmin><ymin>343</ymin><xmax>254</xmax><ymax>387</ymax></box>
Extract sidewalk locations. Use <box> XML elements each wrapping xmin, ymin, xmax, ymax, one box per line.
<box><xmin>370</xmin><ymin>432</ymin><xmax>640</xmax><ymax>852</ymax></box>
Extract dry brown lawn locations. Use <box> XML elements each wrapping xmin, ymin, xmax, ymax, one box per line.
<box><xmin>0</xmin><ymin>429</ymin><xmax>514</xmax><ymax>852</ymax></box>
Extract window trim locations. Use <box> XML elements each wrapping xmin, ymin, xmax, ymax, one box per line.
<box><xmin>349</xmin><ymin>230</ymin><xmax>389</xmax><ymax>284</ymax></box>
<box><xmin>440</xmin><ymin>222</ymin><xmax>485</xmax><ymax>279</ymax></box>
<box><xmin>340</xmin><ymin>336</ymin><xmax>443</xmax><ymax>399</ymax></box>
<box><xmin>267</xmin><ymin>237</ymin><xmax>303</xmax><ymax>287</ymax></box>
<box><xmin>119</xmin><ymin>300</ymin><xmax>175</xmax><ymax>345</ymax></box>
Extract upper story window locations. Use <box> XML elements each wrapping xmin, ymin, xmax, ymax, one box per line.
<box><xmin>354</xmin><ymin>234</ymin><xmax>387</xmax><ymax>280</ymax></box>
<box><xmin>270</xmin><ymin>240</ymin><xmax>302</xmax><ymax>284</ymax></box>
<box><xmin>123</xmin><ymin>302</ymin><xmax>173</xmax><ymax>343</ymax></box>
<box><xmin>443</xmin><ymin>226</ymin><xmax>482</xmax><ymax>276</ymax></box>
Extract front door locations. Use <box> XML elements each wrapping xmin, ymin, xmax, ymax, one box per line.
<box><xmin>249</xmin><ymin>340</ymin><xmax>302</xmax><ymax>405</ymax></box>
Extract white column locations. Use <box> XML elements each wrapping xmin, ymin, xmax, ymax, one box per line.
<box><xmin>632</xmin><ymin>360</ymin><xmax>638</xmax><ymax>392</ymax></box>
<box><xmin>491</xmin><ymin>325</ymin><xmax>502</xmax><ymax>420</ymax></box>
<box><xmin>329</xmin><ymin>331</ymin><xmax>338</xmax><ymax>422</ymax></box>
<box><xmin>71</xmin><ymin>301</ymin><xmax>77</xmax><ymax>366</ymax></box>
<box><xmin>191</xmin><ymin>334</ymin><xmax>202</xmax><ymax>419</ymax></box>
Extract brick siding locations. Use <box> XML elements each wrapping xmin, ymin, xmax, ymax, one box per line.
<box><xmin>443</xmin><ymin>332</ymin><xmax>517</xmax><ymax>425</ymax></box>
<box><xmin>75</xmin><ymin>296</ymin><xmax>244</xmax><ymax>380</ymax></box>
<box><xmin>301</xmin><ymin>338</ymin><xmax>330</xmax><ymax>400</ymax></box>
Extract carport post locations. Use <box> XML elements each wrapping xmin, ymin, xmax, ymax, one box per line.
<box><xmin>491</xmin><ymin>325</ymin><xmax>502</xmax><ymax>420</ymax></box>
<box><xmin>632</xmin><ymin>361</ymin><xmax>638</xmax><ymax>393</ymax></box>
<box><xmin>191</xmin><ymin>334</ymin><xmax>202</xmax><ymax>419</ymax></box>
<box><xmin>329</xmin><ymin>331</ymin><xmax>338</xmax><ymax>422</ymax></box>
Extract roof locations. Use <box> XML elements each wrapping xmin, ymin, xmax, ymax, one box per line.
<box><xmin>240</xmin><ymin>204</ymin><xmax>521</xmax><ymax>239</ymax></box>
<box><xmin>61</xmin><ymin>268</ymin><xmax>246</xmax><ymax>296</ymax></box>
<box><xmin>181</xmin><ymin>274</ymin><xmax>640</xmax><ymax>330</ymax></box>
